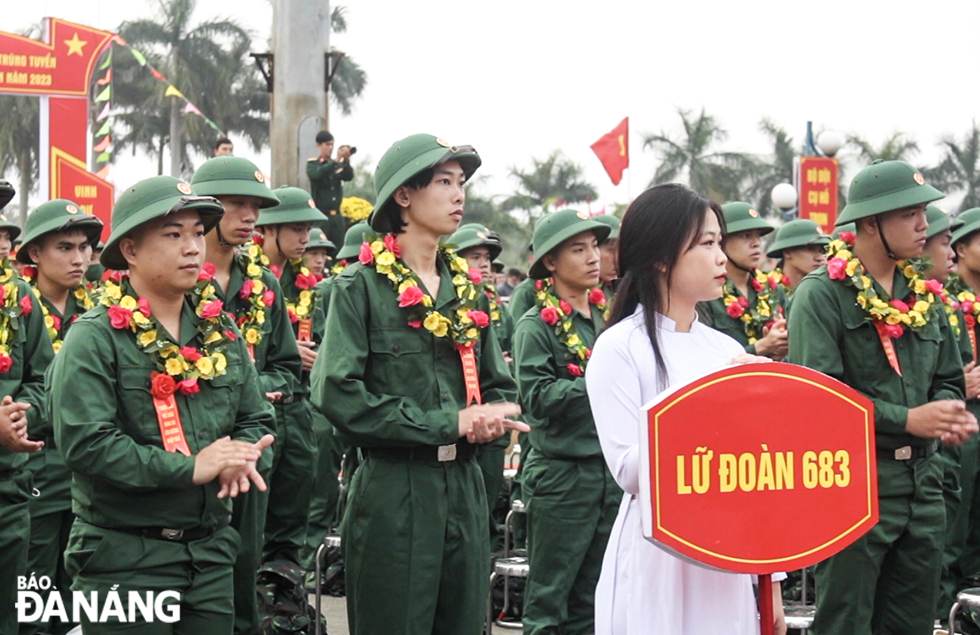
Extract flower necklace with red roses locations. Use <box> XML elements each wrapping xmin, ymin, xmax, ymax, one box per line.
<box><xmin>0</xmin><ymin>260</ymin><xmax>30</xmax><ymax>373</ymax></box>
<box><xmin>233</xmin><ymin>244</ymin><xmax>275</xmax><ymax>347</ymax></box>
<box><xmin>944</xmin><ymin>272</ymin><xmax>978</xmax><ymax>355</ymax></box>
<box><xmin>533</xmin><ymin>277</ymin><xmax>607</xmax><ymax>377</ymax></box>
<box><xmin>720</xmin><ymin>269</ymin><xmax>778</xmax><ymax>345</ymax></box>
<box><xmin>282</xmin><ymin>258</ymin><xmax>320</xmax><ymax>324</ymax></box>
<box><xmin>99</xmin><ymin>267</ymin><xmax>239</xmax><ymax>397</ymax></box>
<box><xmin>20</xmin><ymin>265</ymin><xmax>94</xmax><ymax>354</ymax></box>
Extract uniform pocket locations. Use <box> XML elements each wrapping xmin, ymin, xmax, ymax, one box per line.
<box><xmin>367</xmin><ymin>327</ymin><xmax>426</xmax><ymax>396</ymax></box>
<box><xmin>117</xmin><ymin>366</ymin><xmax>160</xmax><ymax>444</ymax></box>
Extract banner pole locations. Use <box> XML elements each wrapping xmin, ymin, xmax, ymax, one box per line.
<box><xmin>758</xmin><ymin>573</ymin><xmax>774</xmax><ymax>635</ymax></box>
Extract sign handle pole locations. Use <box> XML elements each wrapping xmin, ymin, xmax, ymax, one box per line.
<box><xmin>758</xmin><ymin>573</ymin><xmax>774</xmax><ymax>635</ymax></box>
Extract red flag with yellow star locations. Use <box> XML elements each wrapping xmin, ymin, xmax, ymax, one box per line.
<box><xmin>590</xmin><ymin>118</ymin><xmax>629</xmax><ymax>186</ymax></box>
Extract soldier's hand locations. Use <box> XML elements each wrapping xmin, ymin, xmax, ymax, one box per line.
<box><xmin>217</xmin><ymin>434</ymin><xmax>275</xmax><ymax>498</ymax></box>
<box><xmin>0</xmin><ymin>397</ymin><xmax>41</xmax><ymax>453</ymax></box>
<box><xmin>729</xmin><ymin>353</ymin><xmax>770</xmax><ymax>365</ymax></box>
<box><xmin>297</xmin><ymin>340</ymin><xmax>318</xmax><ymax>372</ymax></box>
<box><xmin>965</xmin><ymin>362</ymin><xmax>980</xmax><ymax>400</ymax></box>
<box><xmin>907</xmin><ymin>400</ymin><xmax>977</xmax><ymax>442</ymax></box>
<box><xmin>193</xmin><ymin>436</ymin><xmax>264</xmax><ymax>485</ymax></box>
<box><xmin>337</xmin><ymin>145</ymin><xmax>351</xmax><ymax>160</ymax></box>
<box><xmin>265</xmin><ymin>392</ymin><xmax>283</xmax><ymax>403</ymax></box>
<box><xmin>755</xmin><ymin>319</ymin><xmax>788</xmax><ymax>361</ymax></box>
<box><xmin>458</xmin><ymin>402</ymin><xmax>527</xmax><ymax>443</ymax></box>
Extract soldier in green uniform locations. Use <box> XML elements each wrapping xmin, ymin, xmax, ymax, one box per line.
<box><xmin>0</xmin><ymin>192</ymin><xmax>55</xmax><ymax>635</ymax></box>
<box><xmin>84</xmin><ymin>241</ymin><xmax>106</xmax><ymax>291</ymax></box>
<box><xmin>306</xmin><ymin>131</ymin><xmax>354</xmax><ymax>248</ymax></box>
<box><xmin>766</xmin><ymin>218</ymin><xmax>830</xmax><ymax>295</ymax></box>
<box><xmin>16</xmin><ymin>200</ymin><xmax>102</xmax><ymax>635</ymax></box>
<box><xmin>311</xmin><ymin>133</ymin><xmax>526</xmax><ymax>635</ymax></box>
<box><xmin>513</xmin><ymin>208</ymin><xmax>621</xmax><ymax>635</ymax></box>
<box><xmin>50</xmin><ymin>175</ymin><xmax>276</xmax><ymax>633</ymax></box>
<box><xmin>0</xmin><ymin>180</ymin><xmax>21</xmax><ymax>263</ymax></box>
<box><xmin>302</xmin><ymin>228</ymin><xmax>336</xmax><ymax>280</ymax></box>
<box><xmin>191</xmin><ymin>157</ymin><xmax>303</xmax><ymax>634</ymax></box>
<box><xmin>697</xmin><ymin>202</ymin><xmax>787</xmax><ymax>358</ymax></box>
<box><xmin>594</xmin><ymin>214</ymin><xmax>620</xmax><ymax>299</ymax></box>
<box><xmin>788</xmin><ymin>161</ymin><xmax>977</xmax><ymax>635</ymax></box>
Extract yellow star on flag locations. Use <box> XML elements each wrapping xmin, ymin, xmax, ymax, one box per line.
<box><xmin>64</xmin><ymin>33</ymin><xmax>87</xmax><ymax>56</ymax></box>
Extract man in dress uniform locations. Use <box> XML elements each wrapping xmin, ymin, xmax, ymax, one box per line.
<box><xmin>17</xmin><ymin>200</ymin><xmax>102</xmax><ymax>635</ymax></box>
<box><xmin>50</xmin><ymin>175</ymin><xmax>275</xmax><ymax>633</ymax></box>
<box><xmin>306</xmin><ymin>131</ymin><xmax>354</xmax><ymax>248</ymax></box>
<box><xmin>512</xmin><ymin>209</ymin><xmax>621</xmax><ymax>635</ymax></box>
<box><xmin>311</xmin><ymin>133</ymin><xmax>525</xmax><ymax>635</ymax></box>
<box><xmin>789</xmin><ymin>161</ymin><xmax>977</xmax><ymax>635</ymax></box>
<box><xmin>191</xmin><ymin>157</ymin><xmax>303</xmax><ymax>634</ymax></box>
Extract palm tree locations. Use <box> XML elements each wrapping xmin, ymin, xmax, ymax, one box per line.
<box><xmin>846</xmin><ymin>132</ymin><xmax>919</xmax><ymax>164</ymax></box>
<box><xmin>642</xmin><ymin>107</ymin><xmax>754</xmax><ymax>202</ymax></box>
<box><xmin>501</xmin><ymin>151</ymin><xmax>598</xmax><ymax>223</ymax></box>
<box><xmin>0</xmin><ymin>95</ymin><xmax>40</xmax><ymax>225</ymax></box>
<box><xmin>924</xmin><ymin>122</ymin><xmax>980</xmax><ymax>212</ymax></box>
<box><xmin>746</xmin><ymin>118</ymin><xmax>796</xmax><ymax>218</ymax></box>
<box><xmin>328</xmin><ymin>6</ymin><xmax>367</xmax><ymax>117</ymax></box>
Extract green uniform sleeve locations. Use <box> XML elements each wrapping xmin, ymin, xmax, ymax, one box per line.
<box><xmin>338</xmin><ymin>159</ymin><xmax>354</xmax><ymax>183</ymax></box>
<box><xmin>53</xmin><ymin>320</ymin><xmax>195</xmax><ymax>491</ymax></box>
<box><xmin>477</xmin><ymin>296</ymin><xmax>518</xmax><ymax>406</ymax></box>
<box><xmin>18</xmin><ymin>286</ymin><xmax>54</xmax><ymax>435</ymax></box>
<box><xmin>231</xmin><ymin>335</ymin><xmax>277</xmax><ymax>444</ymax></box>
<box><xmin>512</xmin><ymin>316</ymin><xmax>588</xmax><ymax>424</ymax></box>
<box><xmin>257</xmin><ymin>275</ymin><xmax>303</xmax><ymax>397</ymax></box>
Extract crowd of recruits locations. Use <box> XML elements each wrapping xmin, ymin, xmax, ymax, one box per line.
<box><xmin>1</xmin><ymin>138</ymin><xmax>980</xmax><ymax>635</ymax></box>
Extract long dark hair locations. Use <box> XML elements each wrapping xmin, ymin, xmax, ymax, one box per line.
<box><xmin>606</xmin><ymin>183</ymin><xmax>724</xmax><ymax>388</ymax></box>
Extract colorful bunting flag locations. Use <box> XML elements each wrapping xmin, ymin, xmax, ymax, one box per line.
<box><xmin>96</xmin><ymin>151</ymin><xmax>111</xmax><ymax>163</ymax></box>
<box><xmin>183</xmin><ymin>102</ymin><xmax>202</xmax><ymax>115</ymax></box>
<box><xmin>164</xmin><ymin>85</ymin><xmax>185</xmax><ymax>99</ymax></box>
<box><xmin>96</xmin><ymin>102</ymin><xmax>111</xmax><ymax>121</ymax></box>
<box><xmin>93</xmin><ymin>136</ymin><xmax>111</xmax><ymax>152</ymax></box>
<box><xmin>150</xmin><ymin>67</ymin><xmax>168</xmax><ymax>82</ymax></box>
<box><xmin>129</xmin><ymin>48</ymin><xmax>146</xmax><ymax>66</ymax></box>
<box><xmin>97</xmin><ymin>69</ymin><xmax>112</xmax><ymax>86</ymax></box>
<box><xmin>98</xmin><ymin>49</ymin><xmax>112</xmax><ymax>70</ymax></box>
<box><xmin>95</xmin><ymin>86</ymin><xmax>111</xmax><ymax>102</ymax></box>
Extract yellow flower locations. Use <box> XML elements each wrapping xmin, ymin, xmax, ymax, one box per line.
<box><xmin>245</xmin><ymin>328</ymin><xmax>260</xmax><ymax>344</ymax></box>
<box><xmin>748</xmin><ymin>337</ymin><xmax>758</xmax><ymax>345</ymax></box>
<box><xmin>885</xmin><ymin>314</ymin><xmax>902</xmax><ymax>325</ymax></box>
<box><xmin>133</xmin><ymin>312</ymin><xmax>149</xmax><ymax>326</ymax></box>
<box><xmin>491</xmin><ymin>311</ymin><xmax>500</xmax><ymax>321</ymax></box>
<box><xmin>759</xmin><ymin>304</ymin><xmax>771</xmax><ymax>318</ymax></box>
<box><xmin>904</xmin><ymin>265</ymin><xmax>916</xmax><ymax>278</ymax></box>
<box><xmin>452</xmin><ymin>275</ymin><xmax>468</xmax><ymax>287</ymax></box>
<box><xmin>138</xmin><ymin>330</ymin><xmax>157</xmax><ymax>347</ymax></box>
<box><xmin>196</xmin><ymin>357</ymin><xmax>214</xmax><ymax>377</ymax></box>
<box><xmin>837</xmin><ymin>250</ymin><xmax>853</xmax><ymax>261</ymax></box>
<box><xmin>723</xmin><ymin>295</ymin><xmax>735</xmax><ymax>307</ymax></box>
<box><xmin>377</xmin><ymin>251</ymin><xmax>396</xmax><ymax>266</ymax></box>
<box><xmin>398</xmin><ymin>279</ymin><xmax>418</xmax><ymax>293</ymax></box>
<box><xmin>105</xmin><ymin>284</ymin><xmax>121</xmax><ymax>300</ymax></box>
<box><xmin>44</xmin><ymin>315</ymin><xmax>54</xmax><ymax>329</ymax></box>
<box><xmin>256</xmin><ymin>310</ymin><xmax>266</xmax><ymax>324</ymax></box>
<box><xmin>252</xmin><ymin>280</ymin><xmax>264</xmax><ymax>294</ymax></box>
<box><xmin>563</xmin><ymin>320</ymin><xmax>573</xmax><ymax>332</ymax></box>
<box><xmin>421</xmin><ymin>295</ymin><xmax>433</xmax><ymax>307</ymax></box>
<box><xmin>296</xmin><ymin>305</ymin><xmax>309</xmax><ymax>317</ymax></box>
<box><xmin>205</xmin><ymin>331</ymin><xmax>222</xmax><ymax>345</ymax></box>
<box><xmin>871</xmin><ymin>298</ymin><xmax>889</xmax><ymax>310</ymax></box>
<box><xmin>247</xmin><ymin>264</ymin><xmax>262</xmax><ymax>278</ymax></box>
<box><xmin>567</xmin><ymin>334</ymin><xmax>581</xmax><ymax>347</ymax></box>
<box><xmin>951</xmin><ymin>315</ymin><xmax>960</xmax><ymax>327</ymax></box>
<box><xmin>845</xmin><ymin>260</ymin><xmax>859</xmax><ymax>276</ymax></box>
<box><xmin>423</xmin><ymin>312</ymin><xmax>449</xmax><ymax>337</ymax></box>
<box><xmin>370</xmin><ymin>240</ymin><xmax>384</xmax><ymax>255</ymax></box>
<box><xmin>74</xmin><ymin>287</ymin><xmax>87</xmax><ymax>300</ymax></box>
<box><xmin>857</xmin><ymin>295</ymin><xmax>868</xmax><ymax>309</ymax></box>
<box><xmin>464</xmin><ymin>327</ymin><xmax>478</xmax><ymax>339</ymax></box>
<box><xmin>203</xmin><ymin>285</ymin><xmax>216</xmax><ymax>297</ymax></box>
<box><xmin>214</xmin><ymin>352</ymin><xmax>227</xmax><ymax>373</ymax></box>
<box><xmin>165</xmin><ymin>357</ymin><xmax>184</xmax><ymax>376</ymax></box>
<box><xmin>913</xmin><ymin>301</ymin><xmax>930</xmax><ymax>313</ymax></box>
<box><xmin>859</xmin><ymin>276</ymin><xmax>872</xmax><ymax>289</ymax></box>
<box><xmin>741</xmin><ymin>314</ymin><xmax>752</xmax><ymax>324</ymax></box>
<box><xmin>120</xmin><ymin>296</ymin><xmax>138</xmax><ymax>310</ymax></box>
<box><xmin>247</xmin><ymin>245</ymin><xmax>260</xmax><ymax>259</ymax></box>
<box><xmin>260</xmin><ymin>255</ymin><xmax>270</xmax><ymax>266</ymax></box>
<box><xmin>52</xmin><ymin>341</ymin><xmax>62</xmax><ymax>354</ymax></box>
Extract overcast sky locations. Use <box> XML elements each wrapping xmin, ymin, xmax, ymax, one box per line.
<box><xmin>6</xmin><ymin>0</ymin><xmax>980</xmax><ymax>212</ymax></box>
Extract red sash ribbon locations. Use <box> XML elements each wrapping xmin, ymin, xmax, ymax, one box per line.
<box><xmin>967</xmin><ymin>315</ymin><xmax>978</xmax><ymax>363</ymax></box>
<box><xmin>153</xmin><ymin>394</ymin><xmax>191</xmax><ymax>456</ymax></box>
<box><xmin>457</xmin><ymin>344</ymin><xmax>482</xmax><ymax>406</ymax></box>
<box><xmin>297</xmin><ymin>318</ymin><xmax>313</xmax><ymax>342</ymax></box>
<box><xmin>247</xmin><ymin>343</ymin><xmax>255</xmax><ymax>362</ymax></box>
<box><xmin>873</xmin><ymin>322</ymin><xmax>902</xmax><ymax>377</ymax></box>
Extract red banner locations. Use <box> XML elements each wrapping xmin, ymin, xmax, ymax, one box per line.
<box><xmin>591</xmin><ymin>117</ymin><xmax>629</xmax><ymax>186</ymax></box>
<box><xmin>641</xmin><ymin>362</ymin><xmax>877</xmax><ymax>574</ymax></box>
<box><xmin>799</xmin><ymin>156</ymin><xmax>839</xmax><ymax>234</ymax></box>
<box><xmin>0</xmin><ymin>19</ymin><xmax>113</xmax><ymax>96</ymax></box>
<box><xmin>50</xmin><ymin>148</ymin><xmax>113</xmax><ymax>242</ymax></box>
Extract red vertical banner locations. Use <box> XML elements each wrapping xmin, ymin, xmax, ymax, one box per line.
<box><xmin>51</xmin><ymin>148</ymin><xmax>113</xmax><ymax>241</ymax></box>
<box><xmin>798</xmin><ymin>156</ymin><xmax>839</xmax><ymax>234</ymax></box>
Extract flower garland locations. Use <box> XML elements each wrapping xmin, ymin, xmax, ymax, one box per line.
<box><xmin>533</xmin><ymin>277</ymin><xmax>607</xmax><ymax>377</ymax></box>
<box><xmin>358</xmin><ymin>233</ymin><xmax>490</xmax><ymax>347</ymax></box>
<box><xmin>282</xmin><ymin>258</ymin><xmax>319</xmax><ymax>324</ymax></box>
<box><xmin>945</xmin><ymin>272</ymin><xmax>979</xmax><ymax>340</ymax></box>
<box><xmin>330</xmin><ymin>260</ymin><xmax>349</xmax><ymax>277</ymax></box>
<box><xmin>485</xmin><ymin>284</ymin><xmax>503</xmax><ymax>326</ymax></box>
<box><xmin>0</xmin><ymin>260</ymin><xmax>28</xmax><ymax>373</ymax></box>
<box><xmin>340</xmin><ymin>196</ymin><xmax>374</xmax><ymax>223</ymax></box>
<box><xmin>20</xmin><ymin>265</ymin><xmax>95</xmax><ymax>353</ymax></box>
<box><xmin>99</xmin><ymin>265</ymin><xmax>238</xmax><ymax>396</ymax></box>
<box><xmin>720</xmin><ymin>270</ymin><xmax>778</xmax><ymax>345</ymax></box>
<box><xmin>234</xmin><ymin>244</ymin><xmax>275</xmax><ymax>346</ymax></box>
<box><xmin>824</xmin><ymin>233</ymin><xmax>943</xmax><ymax>339</ymax></box>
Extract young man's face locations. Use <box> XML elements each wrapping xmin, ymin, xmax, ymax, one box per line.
<box><xmin>461</xmin><ymin>245</ymin><xmax>493</xmax><ymax>278</ymax></box>
<box><xmin>599</xmin><ymin>237</ymin><xmax>618</xmax><ymax>283</ymax></box>
<box><xmin>922</xmin><ymin>229</ymin><xmax>955</xmax><ymax>282</ymax></box>
<box><xmin>958</xmin><ymin>233</ymin><xmax>980</xmax><ymax>276</ymax></box>
<box><xmin>317</xmin><ymin>140</ymin><xmax>334</xmax><ymax>159</ymax></box>
<box><xmin>0</xmin><ymin>230</ymin><xmax>11</xmax><ymax>260</ymax></box>
<box><xmin>263</xmin><ymin>222</ymin><xmax>312</xmax><ymax>261</ymax></box>
<box><xmin>29</xmin><ymin>230</ymin><xmax>92</xmax><ymax>290</ymax></box>
<box><xmin>214</xmin><ymin>143</ymin><xmax>233</xmax><ymax>157</ymax></box>
<box><xmin>123</xmin><ymin>210</ymin><xmax>206</xmax><ymax>293</ymax></box>
<box><xmin>398</xmin><ymin>159</ymin><xmax>466</xmax><ymax>237</ymax></box>
<box><xmin>722</xmin><ymin>229</ymin><xmax>765</xmax><ymax>271</ymax></box>
<box><xmin>782</xmin><ymin>244</ymin><xmax>827</xmax><ymax>277</ymax></box>
<box><xmin>544</xmin><ymin>229</ymin><xmax>601</xmax><ymax>292</ymax></box>
<box><xmin>90</xmin><ymin>248</ymin><xmax>102</xmax><ymax>265</ymax></box>
<box><xmin>304</xmin><ymin>247</ymin><xmax>330</xmax><ymax>277</ymax></box>
<box><xmin>216</xmin><ymin>196</ymin><xmax>262</xmax><ymax>247</ymax></box>
<box><xmin>870</xmin><ymin>205</ymin><xmax>929</xmax><ymax>260</ymax></box>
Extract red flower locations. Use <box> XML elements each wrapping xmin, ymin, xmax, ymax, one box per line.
<box><xmin>407</xmin><ymin>321</ymin><xmax>422</xmax><ymax>329</ymax></box>
<box><xmin>107</xmin><ymin>305</ymin><xmax>132</xmax><ymax>329</ymax></box>
<box><xmin>253</xmin><ymin>234</ymin><xmax>265</xmax><ymax>247</ymax></box>
<box><xmin>467</xmin><ymin>310</ymin><xmax>490</xmax><ymax>328</ymax></box>
<box><xmin>726</xmin><ymin>302</ymin><xmax>745</xmax><ymax>318</ymax></box>
<box><xmin>177</xmin><ymin>378</ymin><xmax>200</xmax><ymax>395</ymax></box>
<box><xmin>0</xmin><ymin>353</ymin><xmax>12</xmax><ymax>373</ymax></box>
<box><xmin>967</xmin><ymin>314</ymin><xmax>977</xmax><ymax>329</ymax></box>
<box><xmin>567</xmin><ymin>363</ymin><xmax>583</xmax><ymax>377</ymax></box>
<box><xmin>224</xmin><ymin>329</ymin><xmax>238</xmax><ymax>341</ymax></box>
<box><xmin>263</xmin><ymin>289</ymin><xmax>275</xmax><ymax>307</ymax></box>
<box><xmin>398</xmin><ymin>286</ymin><xmax>425</xmax><ymax>307</ymax></box>
<box><xmin>889</xmin><ymin>299</ymin><xmax>909</xmax><ymax>313</ymax></box>
<box><xmin>0</xmin><ymin>285</ymin><xmax>5</xmax><ymax>302</ymax></box>
<box><xmin>179</xmin><ymin>346</ymin><xmax>202</xmax><ymax>362</ymax></box>
<box><xmin>559</xmin><ymin>300</ymin><xmax>573</xmax><ymax>315</ymax></box>
<box><xmin>535</xmin><ymin>280</ymin><xmax>544</xmax><ymax>291</ymax></box>
<box><xmin>751</xmin><ymin>277</ymin><xmax>763</xmax><ymax>292</ymax></box>
<box><xmin>827</xmin><ymin>257</ymin><xmax>848</xmax><ymax>280</ymax></box>
<box><xmin>198</xmin><ymin>262</ymin><xmax>216</xmax><ymax>281</ymax></box>
<box><xmin>963</xmin><ymin>300</ymin><xmax>975</xmax><ymax>315</ymax></box>
<box><xmin>150</xmin><ymin>372</ymin><xmax>177</xmax><ymax>400</ymax></box>
<box><xmin>296</xmin><ymin>272</ymin><xmax>318</xmax><ymax>290</ymax></box>
<box><xmin>883</xmin><ymin>323</ymin><xmax>904</xmax><ymax>339</ymax></box>
<box><xmin>925</xmin><ymin>279</ymin><xmax>944</xmax><ymax>295</ymax></box>
<box><xmin>19</xmin><ymin>295</ymin><xmax>31</xmax><ymax>315</ymax></box>
<box><xmin>768</xmin><ymin>276</ymin><xmax>778</xmax><ymax>290</ymax></box>
<box><xmin>239</xmin><ymin>280</ymin><xmax>254</xmax><ymax>299</ymax></box>
<box><xmin>137</xmin><ymin>298</ymin><xmax>152</xmax><ymax>317</ymax></box>
<box><xmin>199</xmin><ymin>300</ymin><xmax>224</xmax><ymax>319</ymax></box>
<box><xmin>269</xmin><ymin>264</ymin><xmax>281</xmax><ymax>278</ymax></box>
<box><xmin>737</xmin><ymin>297</ymin><xmax>750</xmax><ymax>308</ymax></box>
<box><xmin>286</xmin><ymin>307</ymin><xmax>298</xmax><ymax>323</ymax></box>
<box><xmin>468</xmin><ymin>268</ymin><xmax>483</xmax><ymax>285</ymax></box>
<box><xmin>541</xmin><ymin>306</ymin><xmax>560</xmax><ymax>325</ymax></box>
<box><xmin>839</xmin><ymin>231</ymin><xmax>856</xmax><ymax>245</ymax></box>
<box><xmin>21</xmin><ymin>265</ymin><xmax>36</xmax><ymax>279</ymax></box>
<box><xmin>359</xmin><ymin>242</ymin><xmax>374</xmax><ymax>265</ymax></box>
<box><xmin>384</xmin><ymin>234</ymin><xmax>402</xmax><ymax>257</ymax></box>
<box><xmin>50</xmin><ymin>315</ymin><xmax>61</xmax><ymax>331</ymax></box>
<box><xmin>589</xmin><ymin>288</ymin><xmax>607</xmax><ymax>305</ymax></box>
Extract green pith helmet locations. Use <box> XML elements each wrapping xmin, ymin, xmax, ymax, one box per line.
<box><xmin>593</xmin><ymin>214</ymin><xmax>620</xmax><ymax>240</ymax></box>
<box><xmin>18</xmin><ymin>199</ymin><xmax>104</xmax><ymax>264</ymax></box>
<box><xmin>102</xmin><ymin>176</ymin><xmax>225</xmax><ymax>270</ymax></box>
<box><xmin>837</xmin><ymin>160</ymin><xmax>944</xmax><ymax>226</ymax></box>
<box><xmin>305</xmin><ymin>227</ymin><xmax>337</xmax><ymax>255</ymax></box>
<box><xmin>721</xmin><ymin>202</ymin><xmax>774</xmax><ymax>236</ymax></box>
<box><xmin>492</xmin><ymin>258</ymin><xmax>505</xmax><ymax>273</ymax></box>
<box><xmin>448</xmin><ymin>222</ymin><xmax>502</xmax><ymax>260</ymax></box>
<box><xmin>0</xmin><ymin>180</ymin><xmax>14</xmax><ymax>211</ymax></box>
<box><xmin>0</xmin><ymin>214</ymin><xmax>20</xmax><ymax>242</ymax></box>
<box><xmin>924</xmin><ymin>204</ymin><xmax>955</xmax><ymax>240</ymax></box>
<box><xmin>529</xmin><ymin>209</ymin><xmax>611</xmax><ymax>279</ymax></box>
<box><xmin>370</xmin><ymin>133</ymin><xmax>481</xmax><ymax>231</ymax></box>
<box><xmin>952</xmin><ymin>208</ymin><xmax>980</xmax><ymax>246</ymax></box>
<box><xmin>831</xmin><ymin>222</ymin><xmax>856</xmax><ymax>240</ymax></box>
<box><xmin>336</xmin><ymin>221</ymin><xmax>372</xmax><ymax>261</ymax></box>
<box><xmin>766</xmin><ymin>219</ymin><xmax>830</xmax><ymax>258</ymax></box>
<box><xmin>255</xmin><ymin>186</ymin><xmax>327</xmax><ymax>227</ymax></box>
<box><xmin>190</xmin><ymin>156</ymin><xmax>280</xmax><ymax>208</ymax></box>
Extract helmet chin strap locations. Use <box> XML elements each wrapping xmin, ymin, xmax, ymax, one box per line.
<box><xmin>216</xmin><ymin>223</ymin><xmax>234</xmax><ymax>248</ymax></box>
<box><xmin>874</xmin><ymin>216</ymin><xmax>899</xmax><ymax>260</ymax></box>
<box><xmin>728</xmin><ymin>257</ymin><xmax>756</xmax><ymax>275</ymax></box>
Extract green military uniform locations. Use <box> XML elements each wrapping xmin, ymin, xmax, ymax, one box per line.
<box><xmin>17</xmin><ymin>200</ymin><xmax>102</xmax><ymax>635</ymax></box>
<box><xmin>512</xmin><ymin>209</ymin><xmax>621</xmax><ymax>634</ymax></box>
<box><xmin>304</xmin><ymin>228</ymin><xmax>337</xmax><ymax>277</ymax></box>
<box><xmin>311</xmin><ymin>134</ymin><xmax>518</xmax><ymax>635</ymax></box>
<box><xmin>85</xmin><ymin>241</ymin><xmax>106</xmax><ymax>290</ymax></box>
<box><xmin>766</xmin><ymin>218</ymin><xmax>831</xmax><ymax>312</ymax></box>
<box><xmin>788</xmin><ymin>161</ymin><xmax>957</xmax><ymax>634</ymax></box>
<box><xmin>593</xmin><ymin>214</ymin><xmax>620</xmax><ymax>301</ymax></box>
<box><xmin>697</xmin><ymin>202</ymin><xmax>778</xmax><ymax>353</ymax></box>
<box><xmin>303</xmin><ymin>222</ymin><xmax>370</xmax><ymax>569</ymax></box>
<box><xmin>51</xmin><ymin>175</ymin><xmax>275</xmax><ymax>633</ymax></box>
<box><xmin>306</xmin><ymin>155</ymin><xmax>354</xmax><ymax>249</ymax></box>
<box><xmin>192</xmin><ymin>158</ymin><xmax>305</xmax><ymax>634</ymax></box>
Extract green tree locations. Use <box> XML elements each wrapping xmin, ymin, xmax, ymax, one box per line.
<box><xmin>0</xmin><ymin>95</ymin><xmax>39</xmax><ymax>225</ymax></box>
<box><xmin>328</xmin><ymin>6</ymin><xmax>367</xmax><ymax>117</ymax></box>
<box><xmin>846</xmin><ymin>132</ymin><xmax>919</xmax><ymax>163</ymax></box>
<box><xmin>746</xmin><ymin>119</ymin><xmax>796</xmax><ymax>218</ymax></box>
<box><xmin>924</xmin><ymin>122</ymin><xmax>980</xmax><ymax>212</ymax></box>
<box><xmin>642</xmin><ymin>107</ymin><xmax>754</xmax><ymax>202</ymax></box>
<box><xmin>341</xmin><ymin>157</ymin><xmax>377</xmax><ymax>204</ymax></box>
<box><xmin>501</xmin><ymin>151</ymin><xmax>598</xmax><ymax>223</ymax></box>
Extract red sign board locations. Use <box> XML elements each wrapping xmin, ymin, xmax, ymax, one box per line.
<box><xmin>0</xmin><ymin>19</ymin><xmax>113</xmax><ymax>96</ymax></box>
<box><xmin>641</xmin><ymin>362</ymin><xmax>877</xmax><ymax>574</ymax></box>
<box><xmin>51</xmin><ymin>148</ymin><xmax>112</xmax><ymax>242</ymax></box>
<box><xmin>799</xmin><ymin>156</ymin><xmax>839</xmax><ymax>235</ymax></box>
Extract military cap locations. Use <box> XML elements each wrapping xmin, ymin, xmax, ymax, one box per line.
<box><xmin>837</xmin><ymin>160</ymin><xmax>944</xmax><ymax>226</ymax></box>
<box><xmin>336</xmin><ymin>221</ymin><xmax>372</xmax><ymax>261</ymax></box>
<box><xmin>592</xmin><ymin>214</ymin><xmax>621</xmax><ymax>240</ymax></box>
<box><xmin>256</xmin><ymin>186</ymin><xmax>327</xmax><ymax>227</ymax></box>
<box><xmin>924</xmin><ymin>204</ymin><xmax>957</xmax><ymax>240</ymax></box>
<box><xmin>766</xmin><ymin>219</ymin><xmax>830</xmax><ymax>258</ymax></box>
<box><xmin>721</xmin><ymin>202</ymin><xmax>774</xmax><ymax>236</ymax></box>
<box><xmin>952</xmin><ymin>208</ymin><xmax>980</xmax><ymax>246</ymax></box>
<box><xmin>529</xmin><ymin>209</ymin><xmax>610</xmax><ymax>279</ymax></box>
<box><xmin>448</xmin><ymin>223</ymin><xmax>502</xmax><ymax>261</ymax></box>
<box><xmin>191</xmin><ymin>156</ymin><xmax>280</xmax><ymax>208</ymax></box>
<box><xmin>18</xmin><ymin>199</ymin><xmax>103</xmax><ymax>264</ymax></box>
<box><xmin>305</xmin><ymin>227</ymin><xmax>337</xmax><ymax>255</ymax></box>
